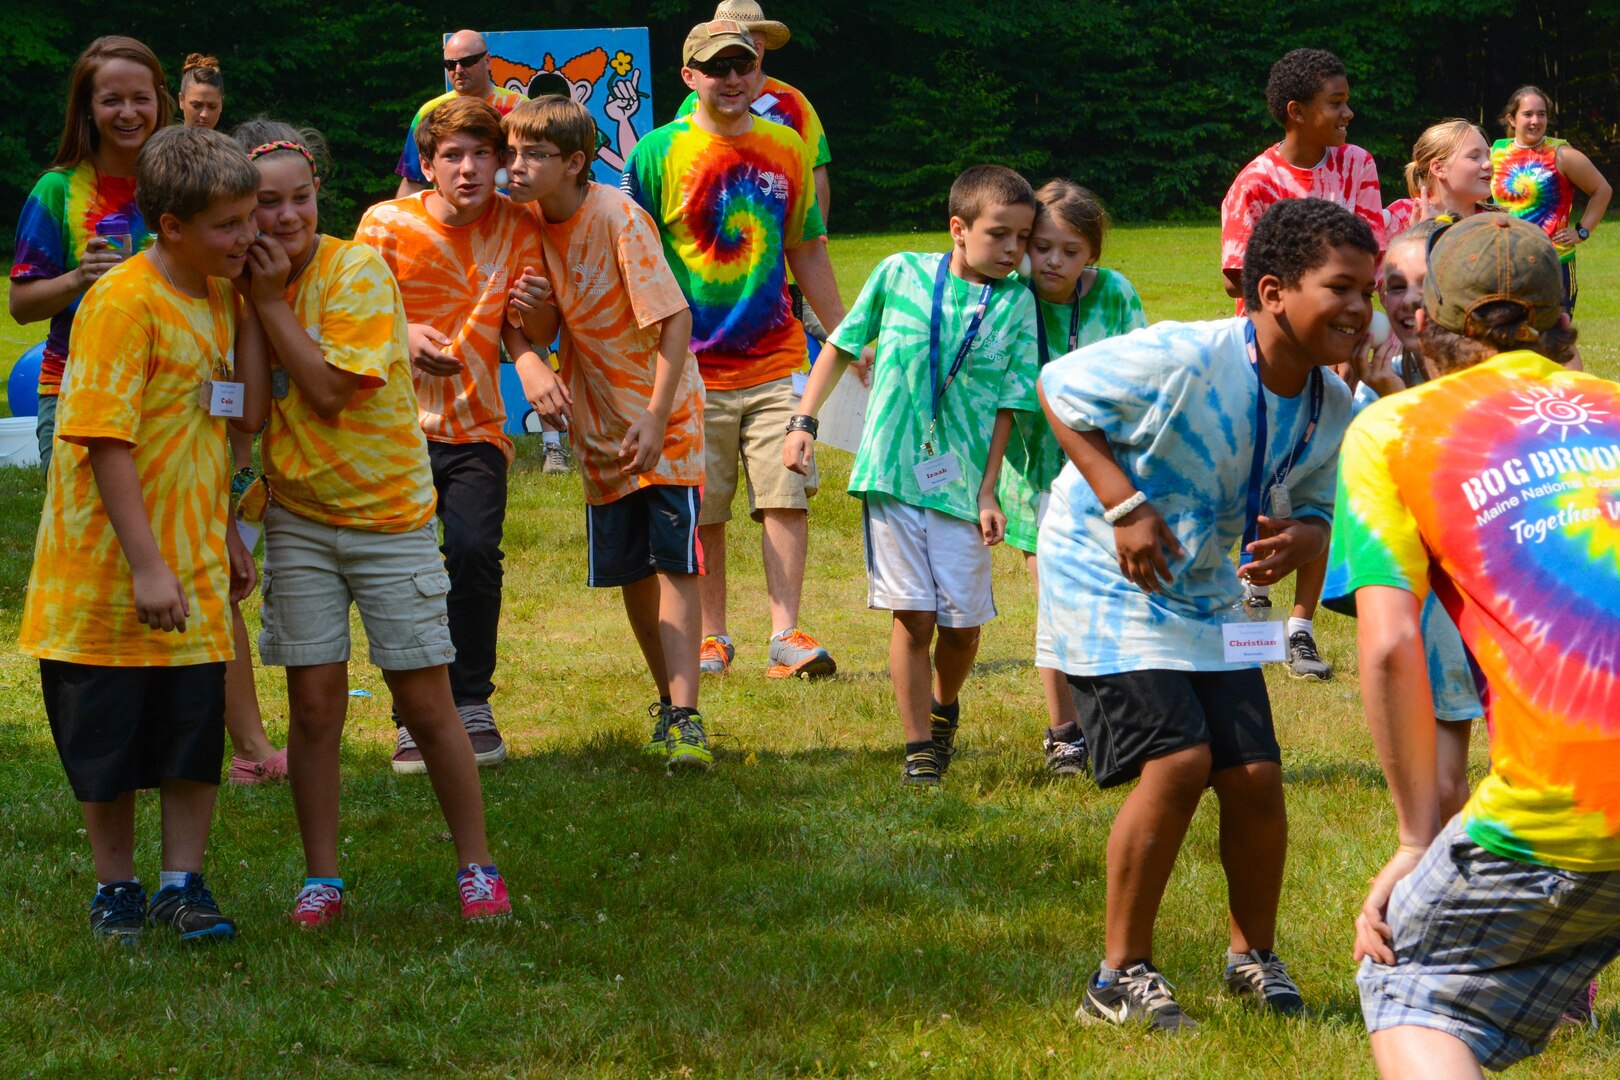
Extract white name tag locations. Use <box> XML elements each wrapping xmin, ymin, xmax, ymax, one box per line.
<box><xmin>201</xmin><ymin>380</ymin><xmax>244</xmax><ymax>418</ymax></box>
<box><xmin>913</xmin><ymin>451</ymin><xmax>962</xmax><ymax>492</ymax></box>
<box><xmin>1037</xmin><ymin>492</ymin><xmax>1052</xmax><ymax>526</ymax></box>
<box><xmin>1222</xmin><ymin>620</ymin><xmax>1287</xmax><ymax>663</ymax></box>
<box><xmin>751</xmin><ymin>93</ymin><xmax>780</xmax><ymax>115</ymax></box>
<box><xmin>791</xmin><ymin>370</ymin><xmax>809</xmax><ymax>398</ymax></box>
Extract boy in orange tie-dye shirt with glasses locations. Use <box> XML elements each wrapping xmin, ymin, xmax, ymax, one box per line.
<box><xmin>356</xmin><ymin>97</ymin><xmax>548</xmax><ymax>774</ymax></box>
<box><xmin>502</xmin><ymin>97</ymin><xmax>713</xmax><ymax>771</ymax></box>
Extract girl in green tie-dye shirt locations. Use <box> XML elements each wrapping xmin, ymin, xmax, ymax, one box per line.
<box><xmin>998</xmin><ymin>181</ymin><xmax>1146</xmax><ymax>775</ymax></box>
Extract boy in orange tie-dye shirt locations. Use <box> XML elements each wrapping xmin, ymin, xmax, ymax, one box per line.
<box><xmin>19</xmin><ymin>127</ymin><xmax>268</xmax><ymax>942</ymax></box>
<box><xmin>233</xmin><ymin>119</ymin><xmax>509</xmax><ymax>925</ymax></box>
<box><xmin>502</xmin><ymin>98</ymin><xmax>712</xmax><ymax>770</ymax></box>
<box><xmin>356</xmin><ymin>97</ymin><xmax>547</xmax><ymax>772</ymax></box>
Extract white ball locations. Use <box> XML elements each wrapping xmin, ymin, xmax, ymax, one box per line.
<box><xmin>494</xmin><ymin>168</ymin><xmax>511</xmax><ymax>189</ymax></box>
<box><xmin>1368</xmin><ymin>310</ymin><xmax>1391</xmax><ymax>346</ymax></box>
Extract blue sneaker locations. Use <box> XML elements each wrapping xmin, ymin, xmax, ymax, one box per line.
<box><xmin>149</xmin><ymin>873</ymin><xmax>236</xmax><ymax>942</ymax></box>
<box><xmin>89</xmin><ymin>881</ymin><xmax>147</xmax><ymax>943</ymax></box>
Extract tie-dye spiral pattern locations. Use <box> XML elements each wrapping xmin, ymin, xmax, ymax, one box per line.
<box><xmin>10</xmin><ymin>163</ymin><xmax>153</xmax><ymax>395</ymax></box>
<box><xmin>676</xmin><ymin>77</ymin><xmax>831</xmax><ymax>168</ymax></box>
<box><xmin>1491</xmin><ymin>138</ymin><xmax>1577</xmax><ymax>261</ymax></box>
<box><xmin>623</xmin><ymin>115</ymin><xmax>824</xmax><ymax>391</ymax></box>
<box><xmin>1326</xmin><ymin>351</ymin><xmax>1620</xmax><ymax>871</ymax></box>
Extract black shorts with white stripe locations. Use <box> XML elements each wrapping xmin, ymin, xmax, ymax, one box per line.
<box><xmin>584</xmin><ymin>485</ymin><xmax>705</xmax><ymax>587</ymax></box>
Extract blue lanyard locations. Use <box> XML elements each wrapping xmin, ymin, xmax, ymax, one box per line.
<box><xmin>926</xmin><ymin>254</ymin><xmax>993</xmax><ymax>449</ymax></box>
<box><xmin>1032</xmin><ymin>286</ymin><xmax>1081</xmax><ymax>367</ymax></box>
<box><xmin>1240</xmin><ymin>319</ymin><xmax>1323</xmax><ymax>566</ymax></box>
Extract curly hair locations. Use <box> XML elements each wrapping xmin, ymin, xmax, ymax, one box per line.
<box><xmin>1265</xmin><ymin>48</ymin><xmax>1347</xmax><ymax>126</ymax></box>
<box><xmin>1241</xmin><ymin>198</ymin><xmax>1376</xmax><ymax>311</ymax></box>
<box><xmin>180</xmin><ymin>53</ymin><xmax>223</xmax><ymax>93</ymax></box>
<box><xmin>1420</xmin><ymin>301</ymin><xmax>1579</xmax><ymax>374</ymax></box>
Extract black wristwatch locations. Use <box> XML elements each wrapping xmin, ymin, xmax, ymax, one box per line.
<box><xmin>786</xmin><ymin>414</ymin><xmax>819</xmax><ymax>439</ymax></box>
<box><xmin>1577</xmin><ymin>224</ymin><xmax>1591</xmax><ymax>241</ymax></box>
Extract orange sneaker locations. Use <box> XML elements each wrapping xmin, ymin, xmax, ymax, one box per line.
<box><xmin>767</xmin><ymin>628</ymin><xmax>836</xmax><ymax>679</ymax></box>
<box><xmin>699</xmin><ymin>635</ymin><xmax>735</xmax><ymax>675</ymax></box>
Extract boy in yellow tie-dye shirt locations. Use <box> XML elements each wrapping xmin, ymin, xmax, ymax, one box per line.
<box><xmin>232</xmin><ymin>119</ymin><xmax>510</xmax><ymax>925</ymax></box>
<box><xmin>19</xmin><ymin>126</ymin><xmax>267</xmax><ymax>943</ymax></box>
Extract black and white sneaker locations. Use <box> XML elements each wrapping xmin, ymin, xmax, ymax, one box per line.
<box><xmin>1287</xmin><ymin>631</ymin><xmax>1332</xmax><ymax>681</ymax></box>
<box><xmin>1223</xmin><ymin>949</ymin><xmax>1304</xmax><ymax>1016</ymax></box>
<box><xmin>901</xmin><ymin>744</ymin><xmax>943</xmax><ymax>787</ymax></box>
<box><xmin>1043</xmin><ymin>732</ymin><xmax>1090</xmax><ymax>776</ymax></box>
<box><xmin>930</xmin><ymin>700</ymin><xmax>960</xmax><ymax>774</ymax></box>
<box><xmin>149</xmin><ymin>873</ymin><xmax>236</xmax><ymax>942</ymax></box>
<box><xmin>1076</xmin><ymin>961</ymin><xmax>1199</xmax><ymax>1034</ymax></box>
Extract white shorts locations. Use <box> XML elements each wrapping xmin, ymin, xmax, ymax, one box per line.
<box><xmin>861</xmin><ymin>493</ymin><xmax>995</xmax><ymax>627</ymax></box>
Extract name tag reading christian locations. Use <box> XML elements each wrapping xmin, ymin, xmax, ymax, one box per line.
<box><xmin>201</xmin><ymin>380</ymin><xmax>245</xmax><ymax>418</ymax></box>
<box><xmin>913</xmin><ymin>451</ymin><xmax>962</xmax><ymax>493</ymax></box>
<box><xmin>1222</xmin><ymin>620</ymin><xmax>1287</xmax><ymax>663</ymax></box>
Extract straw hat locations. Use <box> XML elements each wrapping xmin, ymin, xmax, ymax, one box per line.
<box><xmin>712</xmin><ymin>0</ymin><xmax>791</xmax><ymax>50</ymax></box>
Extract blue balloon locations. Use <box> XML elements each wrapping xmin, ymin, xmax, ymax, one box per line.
<box><xmin>8</xmin><ymin>342</ymin><xmax>44</xmax><ymax>418</ymax></box>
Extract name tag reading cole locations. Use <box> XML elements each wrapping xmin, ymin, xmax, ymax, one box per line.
<box><xmin>1222</xmin><ymin>619</ymin><xmax>1287</xmax><ymax>663</ymax></box>
<box><xmin>200</xmin><ymin>380</ymin><xmax>245</xmax><ymax>418</ymax></box>
<box><xmin>913</xmin><ymin>451</ymin><xmax>961</xmax><ymax>492</ymax></box>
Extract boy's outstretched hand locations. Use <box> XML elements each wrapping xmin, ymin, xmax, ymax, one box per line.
<box><xmin>407</xmin><ymin>323</ymin><xmax>462</xmax><ymax>376</ymax></box>
<box><xmin>132</xmin><ymin>563</ymin><xmax>190</xmax><ymax>633</ymax></box>
<box><xmin>782</xmin><ymin>429</ymin><xmax>814</xmax><ymax>476</ymax></box>
<box><xmin>1240</xmin><ymin>515</ymin><xmax>1329</xmax><ymax>587</ymax></box>
<box><xmin>977</xmin><ymin>490</ymin><xmax>1005</xmax><ymax>546</ymax></box>
<box><xmin>1112</xmin><ymin>501</ymin><xmax>1184</xmax><ymax>594</ymax></box>
<box><xmin>507</xmin><ymin>265</ymin><xmax>554</xmax><ymax>328</ymax></box>
<box><xmin>619</xmin><ymin>409</ymin><xmax>669</xmax><ymax>475</ymax></box>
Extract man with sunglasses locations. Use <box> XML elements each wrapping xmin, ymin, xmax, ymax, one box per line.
<box><xmin>624</xmin><ymin>20</ymin><xmax>846</xmax><ymax>688</ymax></box>
<box><xmin>1326</xmin><ymin>213</ymin><xmax>1620</xmax><ymax>1077</ymax></box>
<box><xmin>395</xmin><ymin>30</ymin><xmax>522</xmax><ymax>198</ymax></box>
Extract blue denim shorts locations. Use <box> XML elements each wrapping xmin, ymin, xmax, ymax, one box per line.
<box><xmin>1358</xmin><ymin>817</ymin><xmax>1620</xmax><ymax>1069</ymax></box>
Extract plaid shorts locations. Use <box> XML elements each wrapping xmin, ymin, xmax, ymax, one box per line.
<box><xmin>1358</xmin><ymin>816</ymin><xmax>1620</xmax><ymax>1070</ymax></box>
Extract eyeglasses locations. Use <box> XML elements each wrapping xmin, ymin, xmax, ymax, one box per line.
<box><xmin>443</xmin><ymin>51</ymin><xmax>488</xmax><ymax>71</ymax></box>
<box><xmin>511</xmin><ymin>148</ymin><xmax>564</xmax><ymax>165</ymax></box>
<box><xmin>690</xmin><ymin>54</ymin><xmax>757</xmax><ymax>78</ymax></box>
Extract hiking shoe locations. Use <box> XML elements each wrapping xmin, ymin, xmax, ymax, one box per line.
<box><xmin>1076</xmin><ymin>961</ymin><xmax>1198</xmax><ymax>1034</ymax></box>
<box><xmin>1561</xmin><ymin>979</ymin><xmax>1599</xmax><ymax>1030</ymax></box>
<box><xmin>149</xmin><ymin>873</ymin><xmax>237</xmax><ymax>942</ymax></box>
<box><xmin>392</xmin><ymin>726</ymin><xmax>427</xmax><ymax>775</ymax></box>
<box><xmin>930</xmin><ymin>701</ymin><xmax>960</xmax><ymax>774</ymax></box>
<box><xmin>229</xmin><ymin>746</ymin><xmax>288</xmax><ymax>785</ymax></box>
<box><xmin>1044</xmin><ymin>731</ymin><xmax>1090</xmax><ymax>776</ymax></box>
<box><xmin>459</xmin><ymin>864</ymin><xmax>511</xmax><ymax>920</ymax></box>
<box><xmin>290</xmin><ymin>884</ymin><xmax>344</xmax><ymax>928</ymax></box>
<box><xmin>666</xmin><ymin>707</ymin><xmax>713</xmax><ymax>772</ymax></box>
<box><xmin>901</xmin><ymin>744</ymin><xmax>943</xmax><ymax>787</ymax></box>
<box><xmin>644</xmin><ymin>702</ymin><xmax>674</xmax><ymax>757</ymax></box>
<box><xmin>89</xmin><ymin>881</ymin><xmax>147</xmax><ymax>943</ymax></box>
<box><xmin>767</xmin><ymin>627</ymin><xmax>836</xmax><ymax>679</ymax></box>
<box><xmin>1223</xmin><ymin>949</ymin><xmax>1304</xmax><ymax>1016</ymax></box>
<box><xmin>458</xmin><ymin>702</ymin><xmax>508</xmax><ymax>768</ymax></box>
<box><xmin>1287</xmin><ymin>631</ymin><xmax>1332</xmax><ymax>681</ymax></box>
<box><xmin>542</xmin><ymin>443</ymin><xmax>572</xmax><ymax>475</ymax></box>
<box><xmin>699</xmin><ymin>635</ymin><xmax>735</xmax><ymax>675</ymax></box>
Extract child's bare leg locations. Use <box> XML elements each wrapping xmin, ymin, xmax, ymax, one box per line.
<box><xmin>1211</xmin><ymin>760</ymin><xmax>1287</xmax><ymax>954</ymax></box>
<box><xmin>224</xmin><ymin>602</ymin><xmax>275</xmax><ymax>761</ymax></box>
<box><xmin>891</xmin><ymin>610</ymin><xmax>936</xmax><ymax>744</ymax></box>
<box><xmin>158</xmin><ymin>778</ymin><xmax>219</xmax><ymax>873</ymax></box>
<box><xmin>622</xmin><ymin>575</ymin><xmax>670</xmax><ymax>699</ymax></box>
<box><xmin>82</xmin><ymin>794</ymin><xmax>137</xmax><ymax>882</ymax></box>
<box><xmin>1025</xmin><ymin>553</ymin><xmax>1080</xmax><ymax>729</ymax></box>
<box><xmin>659</xmin><ymin>570</ymin><xmax>701</xmax><ymax>709</ymax></box>
<box><xmin>1291</xmin><ymin>551</ymin><xmax>1327</xmax><ymax>621</ymax></box>
<box><xmin>933</xmin><ymin>624</ymin><xmax>981</xmax><ymax>707</ymax></box>
<box><xmin>286</xmin><ymin>662</ymin><xmax>349</xmax><ymax>877</ymax></box>
<box><xmin>1104</xmin><ymin>745</ymin><xmax>1211</xmax><ymax>967</ymax></box>
<box><xmin>699</xmin><ymin>524</ymin><xmax>728</xmax><ymax>639</ymax></box>
<box><xmin>1436</xmin><ymin>719</ymin><xmax>1474</xmax><ymax>823</ymax></box>
<box><xmin>388</xmin><ymin>664</ymin><xmax>492</xmax><ymax>868</ymax></box>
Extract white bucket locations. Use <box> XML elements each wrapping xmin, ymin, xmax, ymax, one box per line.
<box><xmin>0</xmin><ymin>416</ymin><xmax>40</xmax><ymax>468</ymax></box>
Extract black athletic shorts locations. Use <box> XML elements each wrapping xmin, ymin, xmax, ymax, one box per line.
<box><xmin>1067</xmin><ymin>667</ymin><xmax>1278</xmax><ymax>788</ymax></box>
<box><xmin>584</xmin><ymin>485</ymin><xmax>703</xmax><ymax>587</ymax></box>
<box><xmin>40</xmin><ymin>659</ymin><xmax>226</xmax><ymax>802</ymax></box>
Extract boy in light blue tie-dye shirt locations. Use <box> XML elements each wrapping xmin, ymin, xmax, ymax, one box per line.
<box><xmin>1042</xmin><ymin>199</ymin><xmax>1376</xmax><ymax>1033</ymax></box>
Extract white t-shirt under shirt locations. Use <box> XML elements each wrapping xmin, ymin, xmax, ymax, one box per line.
<box><xmin>1035</xmin><ymin>317</ymin><xmax>1352</xmax><ymax>677</ymax></box>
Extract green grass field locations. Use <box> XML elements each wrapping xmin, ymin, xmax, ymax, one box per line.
<box><xmin>1</xmin><ymin>226</ymin><xmax>1617</xmax><ymax>1078</ymax></box>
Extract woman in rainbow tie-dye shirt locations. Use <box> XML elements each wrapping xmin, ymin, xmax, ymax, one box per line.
<box><xmin>1490</xmin><ymin>85</ymin><xmax>1612</xmax><ymax>315</ymax></box>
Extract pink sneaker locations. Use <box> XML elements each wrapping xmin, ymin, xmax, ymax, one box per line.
<box><xmin>229</xmin><ymin>747</ymin><xmax>289</xmax><ymax>785</ymax></box>
<box><xmin>290</xmin><ymin>883</ymin><xmax>343</xmax><ymax>928</ymax></box>
<box><xmin>458</xmin><ymin>864</ymin><xmax>511</xmax><ymax>920</ymax></box>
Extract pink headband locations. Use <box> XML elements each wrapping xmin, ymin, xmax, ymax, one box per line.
<box><xmin>248</xmin><ymin>140</ymin><xmax>316</xmax><ymax>175</ymax></box>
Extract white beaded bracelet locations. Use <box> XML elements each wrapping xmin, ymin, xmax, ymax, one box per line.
<box><xmin>1103</xmin><ymin>491</ymin><xmax>1148</xmax><ymax>524</ymax></box>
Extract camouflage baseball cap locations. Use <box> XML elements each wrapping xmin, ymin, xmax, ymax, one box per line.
<box><xmin>683</xmin><ymin>19</ymin><xmax>759</xmax><ymax>65</ymax></box>
<box><xmin>1425</xmin><ymin>213</ymin><xmax>1563</xmax><ymax>339</ymax></box>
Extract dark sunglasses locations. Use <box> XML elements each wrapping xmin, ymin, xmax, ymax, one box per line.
<box><xmin>443</xmin><ymin>51</ymin><xmax>488</xmax><ymax>71</ymax></box>
<box><xmin>691</xmin><ymin>54</ymin><xmax>757</xmax><ymax>78</ymax></box>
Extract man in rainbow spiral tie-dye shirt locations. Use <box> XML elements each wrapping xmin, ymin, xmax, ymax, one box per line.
<box><xmin>1326</xmin><ymin>213</ymin><xmax>1620</xmax><ymax>1076</ymax></box>
<box><xmin>624</xmin><ymin>19</ymin><xmax>846</xmax><ymax>681</ymax></box>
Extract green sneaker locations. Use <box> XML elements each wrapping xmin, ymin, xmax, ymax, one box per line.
<box><xmin>644</xmin><ymin>702</ymin><xmax>673</xmax><ymax>757</ymax></box>
<box><xmin>666</xmin><ymin>707</ymin><xmax>713</xmax><ymax>772</ymax></box>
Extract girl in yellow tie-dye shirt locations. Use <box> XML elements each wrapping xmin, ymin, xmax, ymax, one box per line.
<box><xmin>231</xmin><ymin>120</ymin><xmax>509</xmax><ymax>926</ymax></box>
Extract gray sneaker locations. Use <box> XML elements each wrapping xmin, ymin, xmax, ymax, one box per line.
<box><xmin>1287</xmin><ymin>631</ymin><xmax>1333</xmax><ymax>681</ymax></box>
<box><xmin>1077</xmin><ymin>961</ymin><xmax>1198</xmax><ymax>1034</ymax></box>
<box><xmin>542</xmin><ymin>443</ymin><xmax>572</xmax><ymax>475</ymax></box>
<box><xmin>457</xmin><ymin>702</ymin><xmax>508</xmax><ymax>767</ymax></box>
<box><xmin>766</xmin><ymin>627</ymin><xmax>836</xmax><ymax>679</ymax></box>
